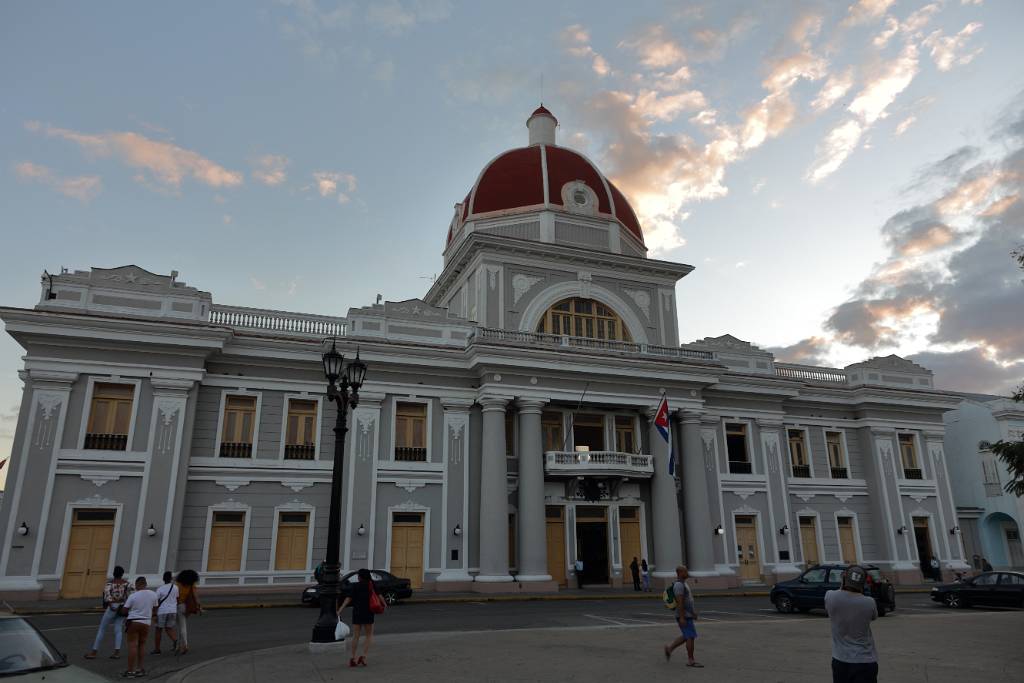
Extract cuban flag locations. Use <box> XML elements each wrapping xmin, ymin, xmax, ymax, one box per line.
<box><xmin>654</xmin><ymin>395</ymin><xmax>674</xmax><ymax>475</ymax></box>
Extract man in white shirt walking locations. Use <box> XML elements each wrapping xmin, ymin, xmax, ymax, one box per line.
<box><xmin>824</xmin><ymin>565</ymin><xmax>879</xmax><ymax>683</ymax></box>
<box><xmin>152</xmin><ymin>571</ymin><xmax>179</xmax><ymax>655</ymax></box>
<box><xmin>120</xmin><ymin>576</ymin><xmax>159</xmax><ymax>678</ymax></box>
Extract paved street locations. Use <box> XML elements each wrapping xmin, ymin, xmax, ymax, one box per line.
<box><xmin>26</xmin><ymin>593</ymin><xmax>1024</xmax><ymax>681</ymax></box>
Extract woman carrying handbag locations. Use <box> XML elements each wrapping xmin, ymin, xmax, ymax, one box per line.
<box><xmin>337</xmin><ymin>568</ymin><xmax>382</xmax><ymax>668</ymax></box>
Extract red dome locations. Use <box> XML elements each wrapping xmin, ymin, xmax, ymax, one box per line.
<box><xmin>453</xmin><ymin>143</ymin><xmax>645</xmax><ymax>247</ymax></box>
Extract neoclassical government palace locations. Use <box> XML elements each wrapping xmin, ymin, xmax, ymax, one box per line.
<box><xmin>0</xmin><ymin>107</ymin><xmax>974</xmax><ymax>599</ymax></box>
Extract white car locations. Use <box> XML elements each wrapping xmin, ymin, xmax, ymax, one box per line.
<box><xmin>0</xmin><ymin>615</ymin><xmax>108</xmax><ymax>682</ymax></box>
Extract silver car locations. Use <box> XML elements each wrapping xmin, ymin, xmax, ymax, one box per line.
<box><xmin>0</xmin><ymin>614</ymin><xmax>108</xmax><ymax>682</ymax></box>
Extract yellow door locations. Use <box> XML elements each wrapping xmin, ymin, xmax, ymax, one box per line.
<box><xmin>735</xmin><ymin>516</ymin><xmax>761</xmax><ymax>581</ymax></box>
<box><xmin>799</xmin><ymin>517</ymin><xmax>820</xmax><ymax>566</ymax></box>
<box><xmin>619</xmin><ymin>507</ymin><xmax>642</xmax><ymax>574</ymax></box>
<box><xmin>546</xmin><ymin>506</ymin><xmax>566</xmax><ymax>587</ymax></box>
<box><xmin>61</xmin><ymin>509</ymin><xmax>115</xmax><ymax>599</ymax></box>
<box><xmin>208</xmin><ymin>511</ymin><xmax>245</xmax><ymax>571</ymax></box>
<box><xmin>838</xmin><ymin>518</ymin><xmax>858</xmax><ymax>563</ymax></box>
<box><xmin>274</xmin><ymin>512</ymin><xmax>310</xmax><ymax>571</ymax></box>
<box><xmin>390</xmin><ymin>513</ymin><xmax>424</xmax><ymax>589</ymax></box>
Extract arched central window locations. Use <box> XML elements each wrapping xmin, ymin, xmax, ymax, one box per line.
<box><xmin>535</xmin><ymin>297</ymin><xmax>633</xmax><ymax>341</ymax></box>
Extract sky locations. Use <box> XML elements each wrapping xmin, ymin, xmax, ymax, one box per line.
<box><xmin>1</xmin><ymin>0</ymin><xmax>1023</xmax><ymax>488</ymax></box>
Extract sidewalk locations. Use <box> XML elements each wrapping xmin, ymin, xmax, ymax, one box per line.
<box><xmin>6</xmin><ymin>584</ymin><xmax>937</xmax><ymax>615</ymax></box>
<box><xmin>167</xmin><ymin>608</ymin><xmax>1024</xmax><ymax>682</ymax></box>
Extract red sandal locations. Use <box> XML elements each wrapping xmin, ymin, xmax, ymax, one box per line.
<box><xmin>358</xmin><ymin>656</ymin><xmax>367</xmax><ymax>667</ymax></box>
<box><xmin>349</xmin><ymin>658</ymin><xmax>358</xmax><ymax>667</ymax></box>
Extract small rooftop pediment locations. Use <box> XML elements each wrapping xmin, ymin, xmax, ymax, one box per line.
<box><xmin>846</xmin><ymin>354</ymin><xmax>932</xmax><ymax>375</ymax></box>
<box><xmin>844</xmin><ymin>354</ymin><xmax>934</xmax><ymax>389</ymax></box>
<box><xmin>347</xmin><ymin>298</ymin><xmax>472</xmax><ymax>346</ymax></box>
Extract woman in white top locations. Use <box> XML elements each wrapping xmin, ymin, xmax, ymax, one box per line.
<box><xmin>119</xmin><ymin>576</ymin><xmax>159</xmax><ymax>678</ymax></box>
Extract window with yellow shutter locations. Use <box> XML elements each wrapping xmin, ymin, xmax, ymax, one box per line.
<box><xmin>274</xmin><ymin>511</ymin><xmax>310</xmax><ymax>570</ymax></box>
<box><xmin>615</xmin><ymin>416</ymin><xmax>636</xmax><ymax>453</ymax></box>
<box><xmin>85</xmin><ymin>382</ymin><xmax>135</xmax><ymax>451</ymax></box>
<box><xmin>207</xmin><ymin>510</ymin><xmax>246</xmax><ymax>572</ymax></box>
<box><xmin>284</xmin><ymin>399</ymin><xmax>317</xmax><ymax>460</ymax></box>
<box><xmin>220</xmin><ymin>395</ymin><xmax>257</xmax><ymax>458</ymax></box>
<box><xmin>542</xmin><ymin>412</ymin><xmax>564</xmax><ymax>452</ymax></box>
<box><xmin>394</xmin><ymin>402</ymin><xmax>427</xmax><ymax>462</ymax></box>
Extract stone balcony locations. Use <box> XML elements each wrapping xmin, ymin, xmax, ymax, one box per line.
<box><xmin>544</xmin><ymin>451</ymin><xmax>654</xmax><ymax>479</ymax></box>
<box><xmin>470</xmin><ymin>327</ymin><xmax>715</xmax><ymax>361</ymax></box>
<box><xmin>209</xmin><ymin>304</ymin><xmax>347</xmax><ymax>338</ymax></box>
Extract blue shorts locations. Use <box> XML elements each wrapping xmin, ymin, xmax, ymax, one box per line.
<box><xmin>678</xmin><ymin>618</ymin><xmax>697</xmax><ymax>639</ymax></box>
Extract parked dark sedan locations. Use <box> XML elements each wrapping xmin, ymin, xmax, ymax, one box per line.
<box><xmin>931</xmin><ymin>571</ymin><xmax>1024</xmax><ymax>608</ymax></box>
<box><xmin>302</xmin><ymin>569</ymin><xmax>413</xmax><ymax>606</ymax></box>
<box><xmin>770</xmin><ymin>564</ymin><xmax>896</xmax><ymax>616</ymax></box>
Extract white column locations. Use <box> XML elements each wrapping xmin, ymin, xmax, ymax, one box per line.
<box><xmin>516</xmin><ymin>399</ymin><xmax>551</xmax><ymax>582</ymax></box>
<box><xmin>647</xmin><ymin>407</ymin><xmax>682</xmax><ymax>579</ymax></box>
<box><xmin>679</xmin><ymin>410</ymin><xmax>716</xmax><ymax>576</ymax></box>
<box><xmin>476</xmin><ymin>395</ymin><xmax>513</xmax><ymax>582</ymax></box>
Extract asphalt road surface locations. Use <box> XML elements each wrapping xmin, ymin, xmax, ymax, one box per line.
<box><xmin>27</xmin><ymin>593</ymin><xmax>1020</xmax><ymax>681</ymax></box>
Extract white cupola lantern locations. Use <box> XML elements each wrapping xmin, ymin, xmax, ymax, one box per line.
<box><xmin>527</xmin><ymin>105</ymin><xmax>557</xmax><ymax>146</ymax></box>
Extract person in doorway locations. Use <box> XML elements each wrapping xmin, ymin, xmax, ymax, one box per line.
<box><xmin>928</xmin><ymin>556</ymin><xmax>941</xmax><ymax>582</ymax></box>
<box><xmin>85</xmin><ymin>565</ymin><xmax>133</xmax><ymax>660</ymax></box>
<box><xmin>641</xmin><ymin>559</ymin><xmax>651</xmax><ymax>592</ymax></box>
<box><xmin>175</xmin><ymin>569</ymin><xmax>202</xmax><ymax>655</ymax></box>
<box><xmin>824</xmin><ymin>565</ymin><xmax>878</xmax><ymax>683</ymax></box>
<box><xmin>120</xmin><ymin>576</ymin><xmax>159</xmax><ymax>678</ymax></box>
<box><xmin>151</xmin><ymin>571</ymin><xmax>179</xmax><ymax>655</ymax></box>
<box><xmin>972</xmin><ymin>554</ymin><xmax>981</xmax><ymax>571</ymax></box>
<box><xmin>338</xmin><ymin>568</ymin><xmax>376</xmax><ymax>667</ymax></box>
<box><xmin>574</xmin><ymin>558</ymin><xmax>584</xmax><ymax>589</ymax></box>
<box><xmin>629</xmin><ymin>557</ymin><xmax>641</xmax><ymax>591</ymax></box>
<box><xmin>981</xmin><ymin>557</ymin><xmax>993</xmax><ymax>572</ymax></box>
<box><xmin>663</xmin><ymin>565</ymin><xmax>702</xmax><ymax>668</ymax></box>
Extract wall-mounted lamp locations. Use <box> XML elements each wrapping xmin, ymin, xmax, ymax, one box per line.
<box><xmin>357</xmin><ymin>524</ymin><xmax>366</xmax><ymax>537</ymax></box>
<box><xmin>147</xmin><ymin>524</ymin><xmax>157</xmax><ymax>537</ymax></box>
<box><xmin>713</xmin><ymin>524</ymin><xmax>725</xmax><ymax>536</ymax></box>
<box><xmin>897</xmin><ymin>525</ymin><xmax>908</xmax><ymax>536</ymax></box>
<box><xmin>16</xmin><ymin>522</ymin><xmax>29</xmax><ymax>537</ymax></box>
<box><xmin>779</xmin><ymin>524</ymin><xmax>790</xmax><ymax>536</ymax></box>
<box><xmin>949</xmin><ymin>526</ymin><xmax>960</xmax><ymax>535</ymax></box>
<box><xmin>453</xmin><ymin>524</ymin><xmax>462</xmax><ymax>537</ymax></box>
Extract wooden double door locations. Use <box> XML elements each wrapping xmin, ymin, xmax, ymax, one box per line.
<box><xmin>735</xmin><ymin>516</ymin><xmax>762</xmax><ymax>582</ymax></box>
<box><xmin>61</xmin><ymin>509</ymin><xmax>116</xmax><ymax>599</ymax></box>
<box><xmin>390</xmin><ymin>512</ymin><xmax>425</xmax><ymax>589</ymax></box>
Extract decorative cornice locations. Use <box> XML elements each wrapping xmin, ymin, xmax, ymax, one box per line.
<box><xmin>515</xmin><ymin>398</ymin><xmax>548</xmax><ymax>413</ymax></box>
<box><xmin>477</xmin><ymin>394</ymin><xmax>512</xmax><ymax>411</ymax></box>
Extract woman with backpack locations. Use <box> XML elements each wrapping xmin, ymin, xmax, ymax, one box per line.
<box><xmin>337</xmin><ymin>568</ymin><xmax>382</xmax><ymax>667</ymax></box>
<box><xmin>174</xmin><ymin>569</ymin><xmax>202</xmax><ymax>655</ymax></box>
<box><xmin>84</xmin><ymin>565</ymin><xmax>133</xmax><ymax>660</ymax></box>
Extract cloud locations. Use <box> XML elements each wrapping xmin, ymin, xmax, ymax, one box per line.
<box><xmin>894</xmin><ymin>115</ymin><xmax>917</xmax><ymax>136</ymax></box>
<box><xmin>909</xmin><ymin>348</ymin><xmax>1022</xmax><ymax>395</ymax></box>
<box><xmin>841</xmin><ymin>0</ymin><xmax>896</xmax><ymax>27</ymax></box>
<box><xmin>251</xmin><ymin>154</ymin><xmax>290</xmax><ymax>186</ymax></box>
<box><xmin>0</xmin><ymin>403</ymin><xmax>19</xmax><ymax>440</ymax></box>
<box><xmin>808</xmin><ymin>44</ymin><xmax>919</xmax><ymax>182</ymax></box>
<box><xmin>561</xmin><ymin>24</ymin><xmax>612</xmax><ymax>77</ymax></box>
<box><xmin>311</xmin><ymin>171</ymin><xmax>357</xmax><ymax>203</ymax></box>
<box><xmin>365</xmin><ymin>0</ymin><xmax>451</xmax><ymax>34</ymax></box>
<box><xmin>873</xmin><ymin>16</ymin><xmax>900</xmax><ymax>48</ymax></box>
<box><xmin>923</xmin><ymin>22</ymin><xmax>983</xmax><ymax>72</ymax></box>
<box><xmin>27</xmin><ymin>121</ymin><xmax>242</xmax><ymax>190</ymax></box>
<box><xmin>619</xmin><ymin>25</ymin><xmax>686</xmax><ymax>69</ymax></box>
<box><xmin>14</xmin><ymin>161</ymin><xmax>102</xmax><ymax>201</ymax></box>
<box><xmin>767</xmin><ymin>336</ymin><xmax>832</xmax><ymax>366</ymax></box>
<box><xmin>690</xmin><ymin>13</ymin><xmax>758</xmax><ymax>61</ymax></box>
<box><xmin>812</xmin><ymin>68</ymin><xmax>855</xmax><ymax>113</ymax></box>
<box><xmin>742</xmin><ymin>51</ymin><xmax>828</xmax><ymax>150</ymax></box>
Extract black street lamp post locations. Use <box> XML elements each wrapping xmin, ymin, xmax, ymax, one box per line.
<box><xmin>311</xmin><ymin>339</ymin><xmax>367</xmax><ymax>644</ymax></box>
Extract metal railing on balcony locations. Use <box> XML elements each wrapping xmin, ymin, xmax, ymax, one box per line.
<box><xmin>774</xmin><ymin>364</ymin><xmax>848</xmax><ymax>383</ymax></box>
<box><xmin>791</xmin><ymin>464</ymin><xmax>811</xmax><ymax>478</ymax></box>
<box><xmin>903</xmin><ymin>467</ymin><xmax>923</xmax><ymax>480</ymax></box>
<box><xmin>728</xmin><ymin>460</ymin><xmax>753</xmax><ymax>474</ymax></box>
<box><xmin>544</xmin><ymin>451</ymin><xmax>654</xmax><ymax>477</ymax></box>
<box><xmin>394</xmin><ymin>447</ymin><xmax>428</xmax><ymax>462</ymax></box>
<box><xmin>284</xmin><ymin>444</ymin><xmax>316</xmax><ymax>460</ymax></box>
<box><xmin>831</xmin><ymin>467</ymin><xmax>849</xmax><ymax>479</ymax></box>
<box><xmin>209</xmin><ymin>304</ymin><xmax>347</xmax><ymax>337</ymax></box>
<box><xmin>84</xmin><ymin>433</ymin><xmax>128</xmax><ymax>451</ymax></box>
<box><xmin>469</xmin><ymin>327</ymin><xmax>714</xmax><ymax>360</ymax></box>
<box><xmin>219</xmin><ymin>442</ymin><xmax>253</xmax><ymax>458</ymax></box>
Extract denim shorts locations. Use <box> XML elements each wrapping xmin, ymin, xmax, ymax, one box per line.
<box><xmin>678</xmin><ymin>618</ymin><xmax>698</xmax><ymax>639</ymax></box>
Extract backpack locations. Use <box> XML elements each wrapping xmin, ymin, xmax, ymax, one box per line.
<box><xmin>663</xmin><ymin>585</ymin><xmax>677</xmax><ymax>610</ymax></box>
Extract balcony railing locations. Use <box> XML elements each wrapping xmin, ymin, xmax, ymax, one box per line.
<box><xmin>395</xmin><ymin>447</ymin><xmax>428</xmax><ymax>462</ymax></box>
<box><xmin>831</xmin><ymin>467</ymin><xmax>849</xmax><ymax>479</ymax></box>
<box><xmin>544</xmin><ymin>451</ymin><xmax>654</xmax><ymax>478</ymax></box>
<box><xmin>903</xmin><ymin>467</ymin><xmax>923</xmax><ymax>480</ymax></box>
<box><xmin>774</xmin><ymin>364</ymin><xmax>848</xmax><ymax>384</ymax></box>
<box><xmin>791</xmin><ymin>464</ymin><xmax>811</xmax><ymax>478</ymax></box>
<box><xmin>210</xmin><ymin>304</ymin><xmax>347</xmax><ymax>337</ymax></box>
<box><xmin>728</xmin><ymin>460</ymin><xmax>753</xmax><ymax>475</ymax></box>
<box><xmin>284</xmin><ymin>444</ymin><xmax>316</xmax><ymax>460</ymax></box>
<box><xmin>469</xmin><ymin>328</ymin><xmax>715</xmax><ymax>361</ymax></box>
<box><xmin>84</xmin><ymin>433</ymin><xmax>128</xmax><ymax>451</ymax></box>
<box><xmin>219</xmin><ymin>442</ymin><xmax>253</xmax><ymax>458</ymax></box>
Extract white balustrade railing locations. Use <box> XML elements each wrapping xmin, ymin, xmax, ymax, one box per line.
<box><xmin>470</xmin><ymin>327</ymin><xmax>714</xmax><ymax>360</ymax></box>
<box><xmin>209</xmin><ymin>304</ymin><xmax>347</xmax><ymax>337</ymax></box>
<box><xmin>774</xmin><ymin>363</ymin><xmax>848</xmax><ymax>384</ymax></box>
<box><xmin>544</xmin><ymin>450</ymin><xmax>654</xmax><ymax>477</ymax></box>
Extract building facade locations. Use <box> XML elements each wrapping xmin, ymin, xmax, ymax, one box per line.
<box><xmin>0</xmin><ymin>107</ymin><xmax>971</xmax><ymax>599</ymax></box>
<box><xmin>945</xmin><ymin>397</ymin><xmax>1024</xmax><ymax>570</ymax></box>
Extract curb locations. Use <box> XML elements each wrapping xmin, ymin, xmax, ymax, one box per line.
<box><xmin>11</xmin><ymin>587</ymin><xmax>936</xmax><ymax>616</ymax></box>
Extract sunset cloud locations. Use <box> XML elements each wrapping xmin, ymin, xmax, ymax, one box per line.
<box><xmin>619</xmin><ymin>25</ymin><xmax>686</xmax><ymax>69</ymax></box>
<box><xmin>14</xmin><ymin>161</ymin><xmax>101</xmax><ymax>201</ymax></box>
<box><xmin>561</xmin><ymin>24</ymin><xmax>612</xmax><ymax>77</ymax></box>
<box><xmin>252</xmin><ymin>154</ymin><xmax>290</xmax><ymax>186</ymax></box>
<box><xmin>811</xmin><ymin>68</ymin><xmax>855</xmax><ymax>113</ymax></box>
<box><xmin>26</xmin><ymin>121</ymin><xmax>243</xmax><ymax>190</ymax></box>
<box><xmin>311</xmin><ymin>171</ymin><xmax>357</xmax><ymax>203</ymax></box>
<box><xmin>923</xmin><ymin>22</ymin><xmax>983</xmax><ymax>71</ymax></box>
<box><xmin>841</xmin><ymin>0</ymin><xmax>896</xmax><ymax>27</ymax></box>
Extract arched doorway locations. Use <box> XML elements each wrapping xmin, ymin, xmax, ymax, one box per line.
<box><xmin>981</xmin><ymin>512</ymin><xmax>1024</xmax><ymax>569</ymax></box>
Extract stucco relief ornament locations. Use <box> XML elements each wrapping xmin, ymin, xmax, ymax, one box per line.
<box><xmin>37</xmin><ymin>393</ymin><xmax>63</xmax><ymax>420</ymax></box>
<box><xmin>765</xmin><ymin>440</ymin><xmax>779</xmax><ymax>474</ymax></box>
<box><xmin>577</xmin><ymin>271</ymin><xmax>592</xmax><ymax>298</ymax></box>
<box><xmin>511</xmin><ymin>274</ymin><xmax>542</xmax><ymax>305</ymax></box>
<box><xmin>623</xmin><ymin>289</ymin><xmax>651</xmax><ymax>319</ymax></box>
<box><xmin>701</xmin><ymin>432</ymin><xmax>716</xmax><ymax>472</ymax></box>
<box><xmin>158</xmin><ymin>399</ymin><xmax>181</xmax><ymax>426</ymax></box>
<box><xmin>487</xmin><ymin>267</ymin><xmax>499</xmax><ymax>290</ymax></box>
